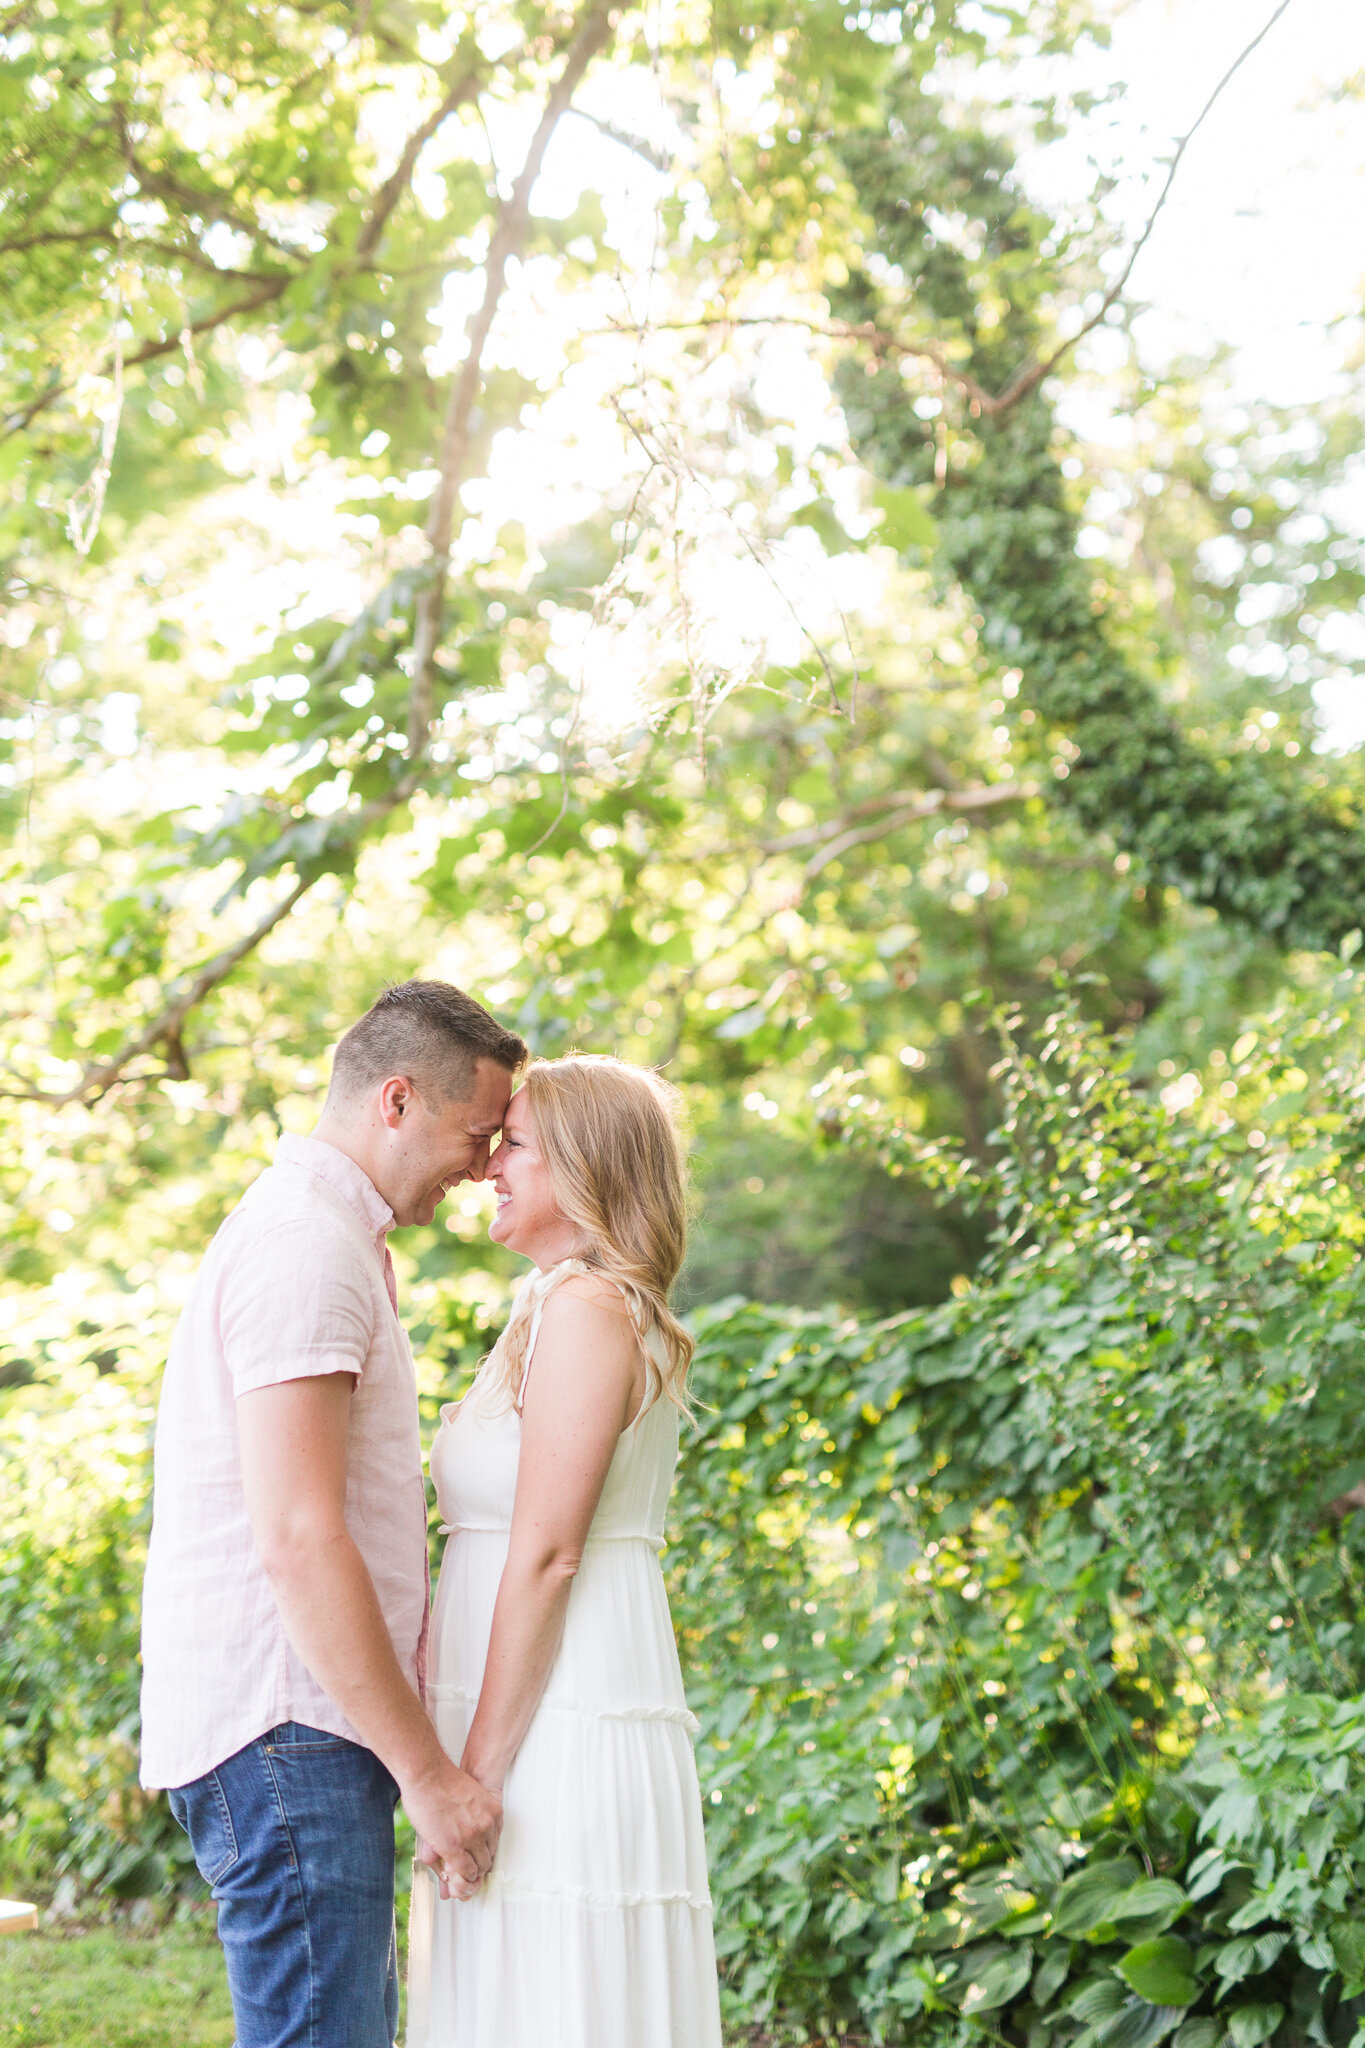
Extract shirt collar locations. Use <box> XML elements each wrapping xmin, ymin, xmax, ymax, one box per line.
<box><xmin>275</xmin><ymin>1132</ymin><xmax>395</xmax><ymax>1241</ymax></box>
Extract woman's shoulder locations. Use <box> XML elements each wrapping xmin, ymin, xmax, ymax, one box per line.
<box><xmin>541</xmin><ymin>1264</ymin><xmax>637</xmax><ymax>1324</ymax></box>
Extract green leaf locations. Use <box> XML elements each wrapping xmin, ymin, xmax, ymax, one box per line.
<box><xmin>1330</xmin><ymin>1922</ymin><xmax>1365</xmax><ymax>1992</ymax></box>
<box><xmin>103</xmin><ymin>1846</ymin><xmax>167</xmax><ymax>1899</ymax></box>
<box><xmin>1212</xmin><ymin>1938</ymin><xmax>1258</xmax><ymax>1987</ymax></box>
<box><xmin>1033</xmin><ymin>1949</ymin><xmax>1072</xmax><ymax>2009</ymax></box>
<box><xmin>1173</xmin><ymin>2023</ymin><xmax>1226</xmax><ymax>2048</ymax></box>
<box><xmin>1065</xmin><ymin>1977</ymin><xmax>1129</xmax><ymax>2026</ymax></box>
<box><xmin>955</xmin><ymin>1940</ymin><xmax>1035</xmax><ymax>2013</ymax></box>
<box><xmin>790</xmin><ymin>497</ymin><xmax>853</xmax><ymax>553</ymax></box>
<box><xmin>1052</xmin><ymin>1858</ymin><xmax>1143</xmax><ymax>1938</ymax></box>
<box><xmin>1118</xmin><ymin>1939</ymin><xmax>1200</xmax><ymax>2008</ymax></box>
<box><xmin>872</xmin><ymin>481</ymin><xmax>939</xmax><ymax>553</ymax></box>
<box><xmin>1225</xmin><ymin>2005</ymin><xmax>1282</xmax><ymax>2048</ymax></box>
<box><xmin>1107</xmin><ymin>2001</ymin><xmax>1188</xmax><ymax>2048</ymax></box>
<box><xmin>1111</xmin><ymin>1881</ymin><xmax>1190</xmax><ymax>1936</ymax></box>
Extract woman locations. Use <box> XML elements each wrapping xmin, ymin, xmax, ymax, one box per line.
<box><xmin>406</xmin><ymin>1055</ymin><xmax>724</xmax><ymax>2048</ymax></box>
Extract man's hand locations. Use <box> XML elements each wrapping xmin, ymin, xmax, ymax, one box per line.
<box><xmin>408</xmin><ymin>1759</ymin><xmax>502</xmax><ymax>1901</ymax></box>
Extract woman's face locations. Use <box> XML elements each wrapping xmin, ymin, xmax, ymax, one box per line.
<box><xmin>484</xmin><ymin>1089</ymin><xmax>583</xmax><ymax>1268</ymax></box>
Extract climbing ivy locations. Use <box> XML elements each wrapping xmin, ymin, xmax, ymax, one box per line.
<box><xmin>833</xmin><ymin>77</ymin><xmax>1365</xmax><ymax>953</ymax></box>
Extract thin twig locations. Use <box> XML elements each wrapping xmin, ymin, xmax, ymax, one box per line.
<box><xmin>566</xmin><ymin>105</ymin><xmax>672</xmax><ymax>173</ymax></box>
<box><xmin>750</xmin><ymin>779</ymin><xmax>1035</xmax><ymax>860</ymax></box>
<box><xmin>587</xmin><ymin>312</ymin><xmax>998</xmax><ymax>414</ymax></box>
<box><xmin>801</xmin><ymin>781</ymin><xmax>1033</xmax><ymax>879</ymax></box>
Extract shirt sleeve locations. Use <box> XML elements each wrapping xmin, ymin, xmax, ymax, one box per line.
<box><xmin>220</xmin><ymin>1216</ymin><xmax>377</xmax><ymax>1398</ymax></box>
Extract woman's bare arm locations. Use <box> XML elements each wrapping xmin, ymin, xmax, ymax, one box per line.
<box><xmin>458</xmin><ymin>1279</ymin><xmax>644</xmax><ymax>1797</ymax></box>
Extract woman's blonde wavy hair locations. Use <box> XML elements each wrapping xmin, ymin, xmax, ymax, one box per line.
<box><xmin>481</xmin><ymin>1054</ymin><xmax>695</xmax><ymax>1416</ymax></box>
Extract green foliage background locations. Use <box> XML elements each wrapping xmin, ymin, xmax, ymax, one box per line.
<box><xmin>2</xmin><ymin>0</ymin><xmax>1365</xmax><ymax>2041</ymax></box>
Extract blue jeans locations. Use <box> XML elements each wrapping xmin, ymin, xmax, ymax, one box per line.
<box><xmin>168</xmin><ymin>1722</ymin><xmax>399</xmax><ymax>2048</ymax></box>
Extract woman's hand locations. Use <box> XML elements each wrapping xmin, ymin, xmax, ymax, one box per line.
<box><xmin>418</xmin><ymin>1828</ymin><xmax>491</xmax><ymax>1904</ymax></box>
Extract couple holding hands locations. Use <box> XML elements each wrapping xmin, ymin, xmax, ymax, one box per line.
<box><xmin>139</xmin><ymin>980</ymin><xmax>724</xmax><ymax>2047</ymax></box>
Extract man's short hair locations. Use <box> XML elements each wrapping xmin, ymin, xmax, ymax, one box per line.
<box><xmin>328</xmin><ymin>981</ymin><xmax>527</xmax><ymax>1106</ymax></box>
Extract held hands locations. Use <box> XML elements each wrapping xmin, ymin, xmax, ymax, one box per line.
<box><xmin>404</xmin><ymin>1757</ymin><xmax>502</xmax><ymax>1904</ymax></box>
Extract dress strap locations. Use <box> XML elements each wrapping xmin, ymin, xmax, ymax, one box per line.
<box><xmin>515</xmin><ymin>1258</ymin><xmax>592</xmax><ymax>1407</ymax></box>
<box><xmin>515</xmin><ymin>1258</ymin><xmax>653</xmax><ymax>1410</ymax></box>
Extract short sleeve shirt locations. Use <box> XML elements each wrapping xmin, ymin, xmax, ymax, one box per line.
<box><xmin>139</xmin><ymin>1133</ymin><xmax>429</xmax><ymax>1791</ymax></box>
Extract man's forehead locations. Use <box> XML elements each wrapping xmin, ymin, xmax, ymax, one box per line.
<box><xmin>463</xmin><ymin>1057</ymin><xmax>514</xmax><ymax>1118</ymax></box>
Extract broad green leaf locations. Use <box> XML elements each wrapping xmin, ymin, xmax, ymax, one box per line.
<box><xmin>955</xmin><ymin>1940</ymin><xmax>1034</xmax><ymax>2012</ymax></box>
<box><xmin>871</xmin><ymin>482</ymin><xmax>939</xmax><ymax>553</ymax></box>
<box><xmin>1330</xmin><ymin>1922</ymin><xmax>1365</xmax><ymax>1992</ymax></box>
<box><xmin>1065</xmin><ymin>1977</ymin><xmax>1129</xmax><ymax>2026</ymax></box>
<box><xmin>1225</xmin><ymin>2005</ymin><xmax>1283</xmax><ymax>2048</ymax></box>
<box><xmin>1107</xmin><ymin>2001</ymin><xmax>1188</xmax><ymax>2048</ymax></box>
<box><xmin>1173</xmin><ymin>2023</ymin><xmax>1226</xmax><ymax>2048</ymax></box>
<box><xmin>1111</xmin><ymin>1881</ymin><xmax>1190</xmax><ymax>1936</ymax></box>
<box><xmin>1033</xmin><ymin>1949</ymin><xmax>1072</xmax><ymax>2009</ymax></box>
<box><xmin>1119</xmin><ymin>1939</ymin><xmax>1200</xmax><ymax>2008</ymax></box>
<box><xmin>1052</xmin><ymin>1858</ymin><xmax>1143</xmax><ymax>1938</ymax></box>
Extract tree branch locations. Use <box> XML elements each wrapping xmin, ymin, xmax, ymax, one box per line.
<box><xmin>2</xmin><ymin>277</ymin><xmax>292</xmax><ymax>437</ymax></box>
<box><xmin>567</xmin><ymin>105</ymin><xmax>671</xmax><ymax>173</ymax></box>
<box><xmin>405</xmin><ymin>0</ymin><xmax>616</xmax><ymax>758</ymax></box>
<box><xmin>110</xmin><ymin>104</ymin><xmax>305</xmax><ymax>261</ymax></box>
<box><xmin>356</xmin><ymin>62</ymin><xmax>487</xmax><ymax>258</ymax></box>
<box><xmin>588</xmin><ymin>312</ymin><xmax>999</xmax><ymax>415</ymax></box>
<box><xmin>0</xmin><ymin>758</ymin><xmax>435</xmax><ymax>1105</ymax></box>
<box><xmin>598</xmin><ymin>2</ymin><xmax>1296</xmax><ymax>426</ymax></box>
<box><xmin>1</xmin><ymin>877</ymin><xmax>311</xmax><ymax>1106</ymax></box>
<box><xmin>0</xmin><ymin>221</ymin><xmax>119</xmax><ymax>257</ymax></box>
<box><xmin>799</xmin><ymin>780</ymin><xmax>1034</xmax><ymax>879</ymax></box>
<box><xmin>988</xmin><ymin>0</ymin><xmax>1297</xmax><ymax>413</ymax></box>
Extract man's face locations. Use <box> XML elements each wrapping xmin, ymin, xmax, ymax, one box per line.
<box><xmin>383</xmin><ymin>1058</ymin><xmax>514</xmax><ymax>1227</ymax></box>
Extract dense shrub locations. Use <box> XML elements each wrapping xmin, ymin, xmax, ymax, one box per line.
<box><xmin>667</xmin><ymin>966</ymin><xmax>1365</xmax><ymax>2039</ymax></box>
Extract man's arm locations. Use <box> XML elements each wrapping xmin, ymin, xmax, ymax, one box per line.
<box><xmin>237</xmin><ymin>1372</ymin><xmax>501</xmax><ymax>1890</ymax></box>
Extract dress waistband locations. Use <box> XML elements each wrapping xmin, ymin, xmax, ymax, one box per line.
<box><xmin>437</xmin><ymin>1523</ymin><xmax>664</xmax><ymax>1546</ymax></box>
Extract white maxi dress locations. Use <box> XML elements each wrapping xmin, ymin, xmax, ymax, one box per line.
<box><xmin>405</xmin><ymin>1260</ymin><xmax>724</xmax><ymax>2048</ymax></box>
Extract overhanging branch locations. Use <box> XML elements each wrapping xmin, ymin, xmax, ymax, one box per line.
<box><xmin>3</xmin><ymin>766</ymin><xmax>431</xmax><ymax>1106</ymax></box>
<box><xmin>406</xmin><ymin>0</ymin><xmax>616</xmax><ymax>758</ymax></box>
<box><xmin>2</xmin><ymin>877</ymin><xmax>310</xmax><ymax>1107</ymax></box>
<box><xmin>987</xmin><ymin>0</ymin><xmax>1297</xmax><ymax>414</ymax></box>
<box><xmin>799</xmin><ymin>780</ymin><xmax>1034</xmax><ymax>880</ymax></box>
<box><xmin>2</xmin><ymin>278</ymin><xmax>293</xmax><ymax>438</ymax></box>
<box><xmin>593</xmin><ymin>0</ymin><xmax>1297</xmax><ymax>425</ymax></box>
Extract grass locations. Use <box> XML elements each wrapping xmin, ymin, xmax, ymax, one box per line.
<box><xmin>0</xmin><ymin>1913</ymin><xmax>784</xmax><ymax>2046</ymax></box>
<box><xmin>0</xmin><ymin>1919</ymin><xmax>233</xmax><ymax>2048</ymax></box>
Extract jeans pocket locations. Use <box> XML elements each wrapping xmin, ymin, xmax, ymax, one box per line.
<box><xmin>267</xmin><ymin>1721</ymin><xmax>360</xmax><ymax>1756</ymax></box>
<box><xmin>172</xmin><ymin>1769</ymin><xmax>239</xmax><ymax>1885</ymax></box>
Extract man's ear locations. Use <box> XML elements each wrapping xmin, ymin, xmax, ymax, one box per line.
<box><xmin>377</xmin><ymin>1075</ymin><xmax>413</xmax><ymax>1130</ymax></box>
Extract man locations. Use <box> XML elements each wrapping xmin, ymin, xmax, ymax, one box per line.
<box><xmin>140</xmin><ymin>980</ymin><xmax>528</xmax><ymax>2048</ymax></box>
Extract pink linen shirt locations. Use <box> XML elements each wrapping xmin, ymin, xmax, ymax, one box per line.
<box><xmin>139</xmin><ymin>1132</ymin><xmax>430</xmax><ymax>1791</ymax></box>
